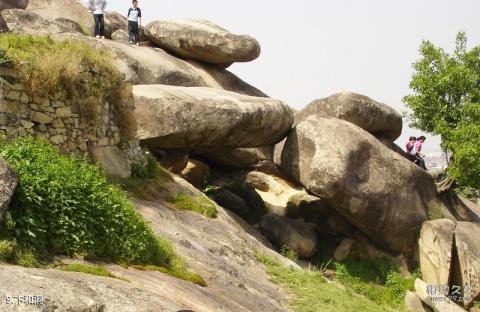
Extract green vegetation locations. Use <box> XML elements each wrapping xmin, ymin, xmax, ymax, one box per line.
<box><xmin>255</xmin><ymin>252</ymin><xmax>399</xmax><ymax>312</ymax></box>
<box><xmin>166</xmin><ymin>193</ymin><xmax>217</xmax><ymax>218</ymax></box>
<box><xmin>115</xmin><ymin>153</ymin><xmax>168</xmax><ymax>197</ymax></box>
<box><xmin>334</xmin><ymin>257</ymin><xmax>420</xmax><ymax>309</ymax></box>
<box><xmin>0</xmin><ymin>137</ymin><xmax>165</xmax><ymax>265</ymax></box>
<box><xmin>403</xmin><ymin>31</ymin><xmax>480</xmax><ymax>189</ymax></box>
<box><xmin>280</xmin><ymin>245</ymin><xmax>299</xmax><ymax>261</ymax></box>
<box><xmin>61</xmin><ymin>263</ymin><xmax>117</xmax><ymax>278</ymax></box>
<box><xmin>0</xmin><ymin>34</ymin><xmax>136</xmax><ymax>142</ymax></box>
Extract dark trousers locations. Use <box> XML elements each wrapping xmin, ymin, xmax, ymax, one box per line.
<box><xmin>93</xmin><ymin>14</ymin><xmax>105</xmax><ymax>37</ymax></box>
<box><xmin>415</xmin><ymin>155</ymin><xmax>427</xmax><ymax>170</ymax></box>
<box><xmin>128</xmin><ymin>20</ymin><xmax>139</xmax><ymax>43</ymax></box>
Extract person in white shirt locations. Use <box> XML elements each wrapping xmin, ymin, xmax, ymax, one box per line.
<box><xmin>88</xmin><ymin>0</ymin><xmax>107</xmax><ymax>39</ymax></box>
<box><xmin>127</xmin><ymin>0</ymin><xmax>142</xmax><ymax>45</ymax></box>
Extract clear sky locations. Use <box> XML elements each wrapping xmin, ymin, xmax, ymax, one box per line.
<box><xmin>108</xmin><ymin>0</ymin><xmax>479</xmax><ymax>152</ymax></box>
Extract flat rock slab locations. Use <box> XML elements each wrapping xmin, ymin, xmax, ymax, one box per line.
<box><xmin>145</xmin><ymin>18</ymin><xmax>261</xmax><ymax>67</ymax></box>
<box><xmin>133</xmin><ymin>85</ymin><xmax>293</xmax><ymax>152</ymax></box>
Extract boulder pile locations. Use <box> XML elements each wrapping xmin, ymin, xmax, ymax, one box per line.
<box><xmin>0</xmin><ymin>1</ymin><xmax>479</xmax><ymax>311</ymax></box>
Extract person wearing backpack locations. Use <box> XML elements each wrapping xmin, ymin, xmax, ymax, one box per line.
<box><xmin>127</xmin><ymin>0</ymin><xmax>142</xmax><ymax>45</ymax></box>
<box><xmin>88</xmin><ymin>0</ymin><xmax>107</xmax><ymax>39</ymax></box>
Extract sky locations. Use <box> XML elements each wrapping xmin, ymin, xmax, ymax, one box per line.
<box><xmin>108</xmin><ymin>0</ymin><xmax>480</xmax><ymax>153</ymax></box>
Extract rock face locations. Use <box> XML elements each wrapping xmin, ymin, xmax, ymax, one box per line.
<box><xmin>91</xmin><ymin>146</ymin><xmax>131</xmax><ymax>179</ymax></box>
<box><xmin>415</xmin><ymin>279</ymin><xmax>467</xmax><ymax>312</ymax></box>
<box><xmin>0</xmin><ymin>158</ymin><xmax>18</xmax><ymax>224</ymax></box>
<box><xmin>418</xmin><ymin>219</ymin><xmax>456</xmax><ymax>287</ymax></box>
<box><xmin>202</xmin><ymin>146</ymin><xmax>273</xmax><ymax>169</ymax></box>
<box><xmin>296</xmin><ymin>92</ymin><xmax>403</xmax><ymax>141</ymax></box>
<box><xmin>453</xmin><ymin>222</ymin><xmax>480</xmax><ymax>308</ymax></box>
<box><xmin>111</xmin><ymin>29</ymin><xmax>128</xmax><ymax>43</ymax></box>
<box><xmin>1</xmin><ymin>9</ymin><xmax>83</xmax><ymax>35</ymax></box>
<box><xmin>26</xmin><ymin>0</ymin><xmax>91</xmax><ymax>29</ymax></box>
<box><xmin>134</xmin><ymin>174</ymin><xmax>298</xmax><ymax>311</ymax></box>
<box><xmin>180</xmin><ymin>159</ymin><xmax>210</xmax><ymax>189</ymax></box>
<box><xmin>133</xmin><ymin>85</ymin><xmax>293</xmax><ymax>152</ymax></box>
<box><xmin>145</xmin><ymin>18</ymin><xmax>261</xmax><ymax>67</ymax></box>
<box><xmin>418</xmin><ymin>219</ymin><xmax>480</xmax><ymax>308</ymax></box>
<box><xmin>0</xmin><ymin>0</ymin><xmax>28</xmax><ymax>10</ymax></box>
<box><xmin>276</xmin><ymin>115</ymin><xmax>444</xmax><ymax>253</ymax></box>
<box><xmin>260</xmin><ymin>214</ymin><xmax>318</xmax><ymax>258</ymax></box>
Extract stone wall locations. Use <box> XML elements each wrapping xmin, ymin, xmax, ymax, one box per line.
<box><xmin>0</xmin><ymin>66</ymin><xmax>141</xmax><ymax>178</ymax></box>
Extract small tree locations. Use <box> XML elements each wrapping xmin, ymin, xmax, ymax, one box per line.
<box><xmin>403</xmin><ymin>32</ymin><xmax>480</xmax><ymax>189</ymax></box>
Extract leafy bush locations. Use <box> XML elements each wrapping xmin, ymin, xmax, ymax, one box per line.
<box><xmin>0</xmin><ymin>137</ymin><xmax>172</xmax><ymax>266</ymax></box>
<box><xmin>0</xmin><ymin>239</ymin><xmax>16</xmax><ymax>262</ymax></box>
<box><xmin>166</xmin><ymin>193</ymin><xmax>217</xmax><ymax>218</ymax></box>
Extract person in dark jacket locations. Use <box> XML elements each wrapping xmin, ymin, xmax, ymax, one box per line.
<box><xmin>88</xmin><ymin>0</ymin><xmax>107</xmax><ymax>39</ymax></box>
<box><xmin>127</xmin><ymin>0</ymin><xmax>142</xmax><ymax>45</ymax></box>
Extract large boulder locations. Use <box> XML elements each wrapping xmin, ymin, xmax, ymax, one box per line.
<box><xmin>296</xmin><ymin>92</ymin><xmax>403</xmax><ymax>141</ymax></box>
<box><xmin>275</xmin><ymin>115</ymin><xmax>445</xmax><ymax>253</ymax></box>
<box><xmin>26</xmin><ymin>0</ymin><xmax>91</xmax><ymax>29</ymax></box>
<box><xmin>415</xmin><ymin>279</ymin><xmax>467</xmax><ymax>312</ymax></box>
<box><xmin>0</xmin><ymin>157</ymin><xmax>18</xmax><ymax>224</ymax></box>
<box><xmin>418</xmin><ymin>220</ymin><xmax>480</xmax><ymax>308</ymax></box>
<box><xmin>52</xmin><ymin>33</ymin><xmax>267</xmax><ymax>97</ymax></box>
<box><xmin>133</xmin><ymin>85</ymin><xmax>293</xmax><ymax>152</ymax></box>
<box><xmin>260</xmin><ymin>214</ymin><xmax>318</xmax><ymax>258</ymax></box>
<box><xmin>452</xmin><ymin>222</ymin><xmax>480</xmax><ymax>308</ymax></box>
<box><xmin>418</xmin><ymin>219</ymin><xmax>456</xmax><ymax>287</ymax></box>
<box><xmin>1</xmin><ymin>9</ymin><xmax>82</xmax><ymax>34</ymax></box>
<box><xmin>0</xmin><ymin>0</ymin><xmax>28</xmax><ymax>10</ymax></box>
<box><xmin>145</xmin><ymin>18</ymin><xmax>261</xmax><ymax>67</ymax></box>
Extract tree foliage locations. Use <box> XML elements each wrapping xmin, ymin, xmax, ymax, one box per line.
<box><xmin>403</xmin><ymin>32</ymin><xmax>480</xmax><ymax>188</ymax></box>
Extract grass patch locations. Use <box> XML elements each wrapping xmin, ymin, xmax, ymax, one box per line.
<box><xmin>255</xmin><ymin>252</ymin><xmax>396</xmax><ymax>312</ymax></box>
<box><xmin>60</xmin><ymin>263</ymin><xmax>130</xmax><ymax>282</ymax></box>
<box><xmin>166</xmin><ymin>193</ymin><xmax>217</xmax><ymax>218</ymax></box>
<box><xmin>334</xmin><ymin>256</ymin><xmax>419</xmax><ymax>309</ymax></box>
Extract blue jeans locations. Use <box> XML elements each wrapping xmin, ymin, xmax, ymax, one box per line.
<box><xmin>128</xmin><ymin>21</ymin><xmax>139</xmax><ymax>43</ymax></box>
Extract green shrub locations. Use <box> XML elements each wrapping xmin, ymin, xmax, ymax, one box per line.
<box><xmin>166</xmin><ymin>193</ymin><xmax>217</xmax><ymax>218</ymax></box>
<box><xmin>0</xmin><ymin>137</ymin><xmax>172</xmax><ymax>266</ymax></box>
<box><xmin>15</xmin><ymin>249</ymin><xmax>40</xmax><ymax>268</ymax></box>
<box><xmin>0</xmin><ymin>240</ymin><xmax>16</xmax><ymax>262</ymax></box>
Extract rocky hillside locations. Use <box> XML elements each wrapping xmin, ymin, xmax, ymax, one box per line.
<box><xmin>0</xmin><ymin>1</ymin><xmax>479</xmax><ymax>311</ymax></box>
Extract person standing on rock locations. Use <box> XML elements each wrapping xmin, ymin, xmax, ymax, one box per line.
<box><xmin>88</xmin><ymin>0</ymin><xmax>107</xmax><ymax>39</ymax></box>
<box><xmin>127</xmin><ymin>0</ymin><xmax>142</xmax><ymax>46</ymax></box>
<box><xmin>415</xmin><ymin>136</ymin><xmax>427</xmax><ymax>170</ymax></box>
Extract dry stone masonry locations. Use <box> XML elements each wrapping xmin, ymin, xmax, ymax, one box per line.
<box><xmin>0</xmin><ymin>65</ymin><xmax>141</xmax><ymax>178</ymax></box>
